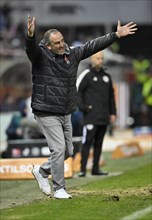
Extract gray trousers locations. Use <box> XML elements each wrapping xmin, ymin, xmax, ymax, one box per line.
<box><xmin>35</xmin><ymin>114</ymin><xmax>74</xmax><ymax>191</ymax></box>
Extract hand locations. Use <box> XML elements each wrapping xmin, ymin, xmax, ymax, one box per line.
<box><xmin>27</xmin><ymin>14</ymin><xmax>36</xmax><ymax>37</ymax></box>
<box><xmin>116</xmin><ymin>20</ymin><xmax>137</xmax><ymax>38</ymax></box>
<box><xmin>16</xmin><ymin>128</ymin><xmax>23</xmax><ymax>136</ymax></box>
<box><xmin>85</xmin><ymin>105</ymin><xmax>92</xmax><ymax>113</ymax></box>
<box><xmin>110</xmin><ymin>115</ymin><xmax>116</xmax><ymax>123</ymax></box>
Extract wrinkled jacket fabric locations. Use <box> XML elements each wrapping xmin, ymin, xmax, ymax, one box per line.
<box><xmin>25</xmin><ymin>33</ymin><xmax>117</xmax><ymax>115</ymax></box>
<box><xmin>77</xmin><ymin>67</ymin><xmax>116</xmax><ymax>125</ymax></box>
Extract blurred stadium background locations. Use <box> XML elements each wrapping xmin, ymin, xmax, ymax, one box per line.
<box><xmin>0</xmin><ymin>0</ymin><xmax>152</xmax><ymax>159</ymax></box>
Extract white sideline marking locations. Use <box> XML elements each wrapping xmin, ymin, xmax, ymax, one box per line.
<box><xmin>121</xmin><ymin>206</ymin><xmax>152</xmax><ymax>220</ymax></box>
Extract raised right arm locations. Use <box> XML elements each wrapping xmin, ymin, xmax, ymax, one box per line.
<box><xmin>25</xmin><ymin>15</ymin><xmax>42</xmax><ymax>63</ymax></box>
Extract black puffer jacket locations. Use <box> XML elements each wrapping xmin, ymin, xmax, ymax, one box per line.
<box><xmin>77</xmin><ymin>67</ymin><xmax>116</xmax><ymax>125</ymax></box>
<box><xmin>25</xmin><ymin>33</ymin><xmax>117</xmax><ymax>115</ymax></box>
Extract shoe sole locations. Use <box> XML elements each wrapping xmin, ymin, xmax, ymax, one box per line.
<box><xmin>54</xmin><ymin>196</ymin><xmax>72</xmax><ymax>199</ymax></box>
<box><xmin>31</xmin><ymin>166</ymin><xmax>51</xmax><ymax>196</ymax></box>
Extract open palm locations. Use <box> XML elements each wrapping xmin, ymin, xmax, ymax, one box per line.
<box><xmin>116</xmin><ymin>20</ymin><xmax>137</xmax><ymax>38</ymax></box>
<box><xmin>27</xmin><ymin>14</ymin><xmax>36</xmax><ymax>37</ymax></box>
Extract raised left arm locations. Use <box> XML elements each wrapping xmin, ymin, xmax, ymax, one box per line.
<box><xmin>116</xmin><ymin>20</ymin><xmax>137</xmax><ymax>38</ymax></box>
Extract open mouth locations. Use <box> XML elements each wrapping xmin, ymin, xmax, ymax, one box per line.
<box><xmin>59</xmin><ymin>47</ymin><xmax>64</xmax><ymax>51</ymax></box>
<box><xmin>58</xmin><ymin>47</ymin><xmax>65</xmax><ymax>54</ymax></box>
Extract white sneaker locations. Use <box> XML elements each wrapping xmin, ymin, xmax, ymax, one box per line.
<box><xmin>54</xmin><ymin>188</ymin><xmax>72</xmax><ymax>199</ymax></box>
<box><xmin>32</xmin><ymin>165</ymin><xmax>51</xmax><ymax>196</ymax></box>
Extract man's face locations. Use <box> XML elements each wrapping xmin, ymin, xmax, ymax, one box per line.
<box><xmin>91</xmin><ymin>51</ymin><xmax>104</xmax><ymax>70</ymax></box>
<box><xmin>47</xmin><ymin>32</ymin><xmax>65</xmax><ymax>55</ymax></box>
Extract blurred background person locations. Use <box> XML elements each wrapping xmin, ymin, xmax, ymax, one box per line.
<box><xmin>5</xmin><ymin>99</ymin><xmax>27</xmax><ymax>140</ymax></box>
<box><xmin>1</xmin><ymin>99</ymin><xmax>27</xmax><ymax>158</ymax></box>
<box><xmin>77</xmin><ymin>51</ymin><xmax>116</xmax><ymax>177</ymax></box>
<box><xmin>130</xmin><ymin>56</ymin><xmax>151</xmax><ymax>126</ymax></box>
<box><xmin>142</xmin><ymin>68</ymin><xmax>152</xmax><ymax>125</ymax></box>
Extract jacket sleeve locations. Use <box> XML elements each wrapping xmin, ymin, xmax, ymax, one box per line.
<box><xmin>74</xmin><ymin>32</ymin><xmax>117</xmax><ymax>62</ymax></box>
<box><xmin>77</xmin><ymin>75</ymin><xmax>89</xmax><ymax>112</ymax></box>
<box><xmin>25</xmin><ymin>34</ymin><xmax>42</xmax><ymax>63</ymax></box>
<box><xmin>109</xmin><ymin>78</ymin><xmax>117</xmax><ymax>115</ymax></box>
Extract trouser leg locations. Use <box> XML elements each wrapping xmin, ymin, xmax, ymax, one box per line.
<box><xmin>63</xmin><ymin>114</ymin><xmax>74</xmax><ymax>160</ymax></box>
<box><xmin>80</xmin><ymin>125</ymin><xmax>95</xmax><ymax>173</ymax></box>
<box><xmin>35</xmin><ymin>115</ymin><xmax>73</xmax><ymax>191</ymax></box>
<box><xmin>92</xmin><ymin>125</ymin><xmax>107</xmax><ymax>172</ymax></box>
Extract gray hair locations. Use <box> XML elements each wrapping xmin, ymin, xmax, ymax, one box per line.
<box><xmin>41</xmin><ymin>29</ymin><xmax>59</xmax><ymax>45</ymax></box>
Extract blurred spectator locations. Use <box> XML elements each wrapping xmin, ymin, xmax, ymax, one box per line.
<box><xmin>71</xmin><ymin>110</ymin><xmax>83</xmax><ymax>137</ymax></box>
<box><xmin>11</xmin><ymin>20</ymin><xmax>27</xmax><ymax>48</ymax></box>
<box><xmin>5</xmin><ymin>100</ymin><xmax>27</xmax><ymax>140</ymax></box>
<box><xmin>0</xmin><ymin>3</ymin><xmax>12</xmax><ymax>30</ymax></box>
<box><xmin>0</xmin><ymin>7</ymin><xmax>7</xmax><ymax>38</ymax></box>
<box><xmin>0</xmin><ymin>3</ymin><xmax>13</xmax><ymax>45</ymax></box>
<box><xmin>133</xmin><ymin>56</ymin><xmax>150</xmax><ymax>84</ymax></box>
<box><xmin>142</xmin><ymin>70</ymin><xmax>152</xmax><ymax>125</ymax></box>
<box><xmin>71</xmin><ymin>110</ymin><xmax>83</xmax><ymax>157</ymax></box>
<box><xmin>1</xmin><ymin>100</ymin><xmax>27</xmax><ymax>158</ymax></box>
<box><xmin>130</xmin><ymin>56</ymin><xmax>151</xmax><ymax>126</ymax></box>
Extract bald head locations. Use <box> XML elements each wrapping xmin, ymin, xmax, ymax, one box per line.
<box><xmin>91</xmin><ymin>51</ymin><xmax>104</xmax><ymax>71</ymax></box>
